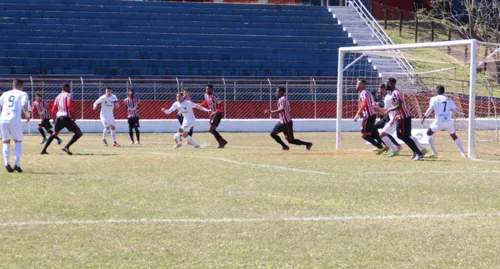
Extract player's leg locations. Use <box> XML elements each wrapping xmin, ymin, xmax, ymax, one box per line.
<box><xmin>44</xmin><ymin>119</ymin><xmax>62</xmax><ymax>144</ymax></box>
<box><xmin>62</xmin><ymin>120</ymin><xmax>83</xmax><ymax>155</ymax></box>
<box><xmin>41</xmin><ymin>119</ymin><xmax>62</xmax><ymax>154</ymax></box>
<box><xmin>11</xmin><ymin>124</ymin><xmax>24</xmax><ymax>172</ymax></box>
<box><xmin>134</xmin><ymin>118</ymin><xmax>140</xmax><ymax>144</ymax></box>
<box><xmin>427</xmin><ymin>121</ymin><xmax>439</xmax><ymax>156</ymax></box>
<box><xmin>1</xmin><ymin>123</ymin><xmax>13</xmax><ymax>172</ymax></box>
<box><xmin>362</xmin><ymin>116</ymin><xmax>384</xmax><ymax>152</ymax></box>
<box><xmin>380</xmin><ymin>126</ymin><xmax>398</xmax><ymax>154</ymax></box>
<box><xmin>270</xmin><ymin>123</ymin><xmax>289</xmax><ymax>150</ymax></box>
<box><xmin>398</xmin><ymin>117</ymin><xmax>422</xmax><ymax>160</ymax></box>
<box><xmin>447</xmin><ymin>121</ymin><xmax>466</xmax><ymax>157</ymax></box>
<box><xmin>209</xmin><ymin>113</ymin><xmax>227</xmax><ymax>148</ymax></box>
<box><xmin>128</xmin><ymin>118</ymin><xmax>135</xmax><ymax>144</ymax></box>
<box><xmin>109</xmin><ymin>121</ymin><xmax>119</xmax><ymax>147</ymax></box>
<box><xmin>181</xmin><ymin>121</ymin><xmax>199</xmax><ymax>148</ymax></box>
<box><xmin>284</xmin><ymin>122</ymin><xmax>313</xmax><ymax>150</ymax></box>
<box><xmin>373</xmin><ymin>119</ymin><xmax>386</xmax><ymax>148</ymax></box>
<box><xmin>37</xmin><ymin>122</ymin><xmax>47</xmax><ymax>143</ymax></box>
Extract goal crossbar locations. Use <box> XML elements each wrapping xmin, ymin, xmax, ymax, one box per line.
<box><xmin>336</xmin><ymin>39</ymin><xmax>478</xmax><ymax>159</ymax></box>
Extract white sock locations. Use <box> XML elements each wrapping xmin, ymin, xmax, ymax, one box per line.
<box><xmin>2</xmin><ymin>143</ymin><xmax>10</xmax><ymax>166</ymax></box>
<box><xmin>428</xmin><ymin>136</ymin><xmax>437</xmax><ymax>155</ymax></box>
<box><xmin>455</xmin><ymin>138</ymin><xmax>466</xmax><ymax>156</ymax></box>
<box><xmin>103</xmin><ymin>129</ymin><xmax>108</xmax><ymax>140</ymax></box>
<box><xmin>14</xmin><ymin>142</ymin><xmax>22</xmax><ymax>167</ymax></box>
<box><xmin>111</xmin><ymin>130</ymin><xmax>117</xmax><ymax>143</ymax></box>
<box><xmin>411</xmin><ymin>135</ymin><xmax>425</xmax><ymax>151</ymax></box>
<box><xmin>381</xmin><ymin>136</ymin><xmax>397</xmax><ymax>151</ymax></box>
<box><xmin>187</xmin><ymin>136</ymin><xmax>199</xmax><ymax>147</ymax></box>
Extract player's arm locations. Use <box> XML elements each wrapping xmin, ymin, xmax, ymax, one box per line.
<box><xmin>191</xmin><ymin>101</ymin><xmax>211</xmax><ymax>113</ymax></box>
<box><xmin>386</xmin><ymin>100</ymin><xmax>401</xmax><ymax>114</ymax></box>
<box><xmin>22</xmin><ymin>93</ymin><xmax>31</xmax><ymax>122</ymax></box>
<box><xmin>265</xmin><ymin>99</ymin><xmax>284</xmax><ymax>115</ymax></box>
<box><xmin>421</xmin><ymin>99</ymin><xmax>435</xmax><ymax>125</ymax></box>
<box><xmin>93</xmin><ymin>96</ymin><xmax>103</xmax><ymax>110</ymax></box>
<box><xmin>354</xmin><ymin>98</ymin><xmax>367</xmax><ymax>122</ymax></box>
<box><xmin>450</xmin><ymin>100</ymin><xmax>458</xmax><ymax>118</ymax></box>
<box><xmin>161</xmin><ymin>102</ymin><xmax>179</xmax><ymax>114</ymax></box>
<box><xmin>0</xmin><ymin>94</ymin><xmax>3</xmax><ymax>114</ymax></box>
<box><xmin>199</xmin><ymin>100</ymin><xmax>207</xmax><ymax>108</ymax></box>
<box><xmin>137</xmin><ymin>98</ymin><xmax>141</xmax><ymax>108</ymax></box>
<box><xmin>113</xmin><ymin>96</ymin><xmax>119</xmax><ymax>108</ymax></box>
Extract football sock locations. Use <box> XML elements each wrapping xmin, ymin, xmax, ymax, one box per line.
<box><xmin>187</xmin><ymin>136</ymin><xmax>199</xmax><ymax>147</ymax></box>
<box><xmin>42</xmin><ymin>135</ymin><xmax>56</xmax><ymax>152</ymax></box>
<box><xmin>3</xmin><ymin>143</ymin><xmax>10</xmax><ymax>166</ymax></box>
<box><xmin>135</xmin><ymin>127</ymin><xmax>140</xmax><ymax>142</ymax></box>
<box><xmin>271</xmin><ymin>132</ymin><xmax>288</xmax><ymax>148</ymax></box>
<box><xmin>289</xmin><ymin>139</ymin><xmax>309</xmax><ymax>146</ymax></box>
<box><xmin>381</xmin><ymin>136</ymin><xmax>397</xmax><ymax>151</ymax></box>
<box><xmin>455</xmin><ymin>138</ymin><xmax>466</xmax><ymax>155</ymax></box>
<box><xmin>111</xmin><ymin>130</ymin><xmax>117</xmax><ymax>143</ymax></box>
<box><xmin>428</xmin><ymin>136</ymin><xmax>437</xmax><ymax>155</ymax></box>
<box><xmin>66</xmin><ymin>131</ymin><xmax>82</xmax><ymax>149</ymax></box>
<box><xmin>38</xmin><ymin>128</ymin><xmax>46</xmax><ymax>139</ymax></box>
<box><xmin>411</xmin><ymin>135</ymin><xmax>425</xmax><ymax>151</ymax></box>
<box><xmin>129</xmin><ymin>128</ymin><xmax>134</xmax><ymax>142</ymax></box>
<box><xmin>102</xmin><ymin>129</ymin><xmax>108</xmax><ymax>140</ymax></box>
<box><xmin>14</xmin><ymin>142</ymin><xmax>22</xmax><ymax>167</ymax></box>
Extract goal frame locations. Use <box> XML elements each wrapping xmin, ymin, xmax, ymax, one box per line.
<box><xmin>336</xmin><ymin>39</ymin><xmax>479</xmax><ymax>159</ymax></box>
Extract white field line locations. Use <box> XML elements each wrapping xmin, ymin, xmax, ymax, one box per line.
<box><xmin>361</xmin><ymin>170</ymin><xmax>500</xmax><ymax>175</ymax></box>
<box><xmin>1</xmin><ymin>212</ymin><xmax>499</xmax><ymax>227</ymax></box>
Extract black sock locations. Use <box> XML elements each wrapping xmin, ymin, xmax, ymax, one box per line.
<box><xmin>47</xmin><ymin>130</ymin><xmax>59</xmax><ymax>141</ymax></box>
<box><xmin>66</xmin><ymin>132</ymin><xmax>82</xmax><ymax>149</ymax></box>
<box><xmin>289</xmin><ymin>139</ymin><xmax>309</xmax><ymax>146</ymax></box>
<box><xmin>271</xmin><ymin>133</ymin><xmax>288</xmax><ymax>148</ymax></box>
<box><xmin>135</xmin><ymin>128</ymin><xmax>140</xmax><ymax>142</ymax></box>
<box><xmin>38</xmin><ymin>128</ymin><xmax>46</xmax><ymax>138</ymax></box>
<box><xmin>188</xmin><ymin>127</ymin><xmax>193</xmax><ymax>137</ymax></box>
<box><xmin>211</xmin><ymin>131</ymin><xmax>223</xmax><ymax>143</ymax></box>
<box><xmin>402</xmin><ymin>137</ymin><xmax>422</xmax><ymax>155</ymax></box>
<box><xmin>364</xmin><ymin>136</ymin><xmax>383</xmax><ymax>149</ymax></box>
<box><xmin>42</xmin><ymin>135</ymin><xmax>56</xmax><ymax>151</ymax></box>
<box><xmin>387</xmin><ymin>134</ymin><xmax>400</xmax><ymax>146</ymax></box>
<box><xmin>129</xmin><ymin>129</ymin><xmax>134</xmax><ymax>142</ymax></box>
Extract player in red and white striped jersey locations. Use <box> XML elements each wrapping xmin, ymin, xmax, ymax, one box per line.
<box><xmin>199</xmin><ymin>84</ymin><xmax>227</xmax><ymax>148</ymax></box>
<box><xmin>385</xmin><ymin>77</ymin><xmax>424</xmax><ymax>161</ymax></box>
<box><xmin>124</xmin><ymin>89</ymin><xmax>141</xmax><ymax>144</ymax></box>
<box><xmin>265</xmin><ymin>87</ymin><xmax>313</xmax><ymax>151</ymax></box>
<box><xmin>353</xmin><ymin>79</ymin><xmax>386</xmax><ymax>154</ymax></box>
<box><xmin>40</xmin><ymin>84</ymin><xmax>82</xmax><ymax>155</ymax></box>
<box><xmin>32</xmin><ymin>93</ymin><xmax>62</xmax><ymax>145</ymax></box>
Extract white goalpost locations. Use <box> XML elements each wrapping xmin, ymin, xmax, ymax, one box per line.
<box><xmin>336</xmin><ymin>39</ymin><xmax>500</xmax><ymax>160</ymax></box>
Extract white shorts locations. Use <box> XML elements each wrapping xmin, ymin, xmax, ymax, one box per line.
<box><xmin>181</xmin><ymin>119</ymin><xmax>194</xmax><ymax>132</ymax></box>
<box><xmin>100</xmin><ymin>115</ymin><xmax>116</xmax><ymax>127</ymax></box>
<box><xmin>381</xmin><ymin>121</ymin><xmax>396</xmax><ymax>135</ymax></box>
<box><xmin>1</xmin><ymin>123</ymin><xmax>23</xmax><ymax>141</ymax></box>
<box><xmin>430</xmin><ymin>120</ymin><xmax>455</xmax><ymax>134</ymax></box>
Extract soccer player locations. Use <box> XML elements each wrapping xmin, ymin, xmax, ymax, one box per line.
<box><xmin>421</xmin><ymin>85</ymin><xmax>466</xmax><ymax>157</ymax></box>
<box><xmin>32</xmin><ymin>93</ymin><xmax>62</xmax><ymax>145</ymax></box>
<box><xmin>177</xmin><ymin>88</ymin><xmax>194</xmax><ymax>142</ymax></box>
<box><xmin>373</xmin><ymin>83</ymin><xmax>403</xmax><ymax>157</ymax></box>
<box><xmin>199</xmin><ymin>84</ymin><xmax>227</xmax><ymax>148</ymax></box>
<box><xmin>353</xmin><ymin>79</ymin><xmax>386</xmax><ymax>154</ymax></box>
<box><xmin>93</xmin><ymin>87</ymin><xmax>120</xmax><ymax>147</ymax></box>
<box><xmin>124</xmin><ymin>88</ymin><xmax>140</xmax><ymax>144</ymax></box>
<box><xmin>265</xmin><ymin>87</ymin><xmax>313</xmax><ymax>151</ymax></box>
<box><xmin>385</xmin><ymin>77</ymin><xmax>424</xmax><ymax>161</ymax></box>
<box><xmin>41</xmin><ymin>84</ymin><xmax>83</xmax><ymax>155</ymax></box>
<box><xmin>0</xmin><ymin>79</ymin><xmax>31</xmax><ymax>172</ymax></box>
<box><xmin>162</xmin><ymin>92</ymin><xmax>211</xmax><ymax>148</ymax></box>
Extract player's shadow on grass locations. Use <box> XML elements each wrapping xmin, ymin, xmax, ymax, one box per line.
<box><xmin>25</xmin><ymin>171</ymin><xmax>80</xmax><ymax>175</ymax></box>
<box><xmin>73</xmin><ymin>153</ymin><xmax>118</xmax><ymax>156</ymax></box>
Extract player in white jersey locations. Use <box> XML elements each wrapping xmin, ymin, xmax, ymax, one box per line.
<box><xmin>162</xmin><ymin>92</ymin><xmax>211</xmax><ymax>148</ymax></box>
<box><xmin>93</xmin><ymin>87</ymin><xmax>120</xmax><ymax>147</ymax></box>
<box><xmin>421</xmin><ymin>85</ymin><xmax>466</xmax><ymax>157</ymax></box>
<box><xmin>0</xmin><ymin>79</ymin><xmax>31</xmax><ymax>173</ymax></box>
<box><xmin>373</xmin><ymin>83</ymin><xmax>402</xmax><ymax>157</ymax></box>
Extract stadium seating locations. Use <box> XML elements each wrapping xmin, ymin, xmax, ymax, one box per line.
<box><xmin>0</xmin><ymin>0</ymin><xmax>377</xmax><ymax>78</ymax></box>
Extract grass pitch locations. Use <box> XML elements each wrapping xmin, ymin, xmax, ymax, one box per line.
<box><xmin>1</xmin><ymin>132</ymin><xmax>499</xmax><ymax>268</ymax></box>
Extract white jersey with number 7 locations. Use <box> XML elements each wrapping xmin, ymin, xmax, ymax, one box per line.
<box><xmin>424</xmin><ymin>95</ymin><xmax>457</xmax><ymax>122</ymax></box>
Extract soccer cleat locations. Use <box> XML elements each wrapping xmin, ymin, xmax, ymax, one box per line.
<box><xmin>412</xmin><ymin>154</ymin><xmax>423</xmax><ymax>161</ymax></box>
<box><xmin>376</xmin><ymin>146</ymin><xmax>389</xmax><ymax>155</ymax></box>
<box><xmin>62</xmin><ymin>147</ymin><xmax>73</xmax><ymax>155</ymax></box>
<box><xmin>103</xmin><ymin>139</ymin><xmax>108</xmax><ymax>147</ymax></box>
<box><xmin>218</xmin><ymin>139</ymin><xmax>228</xmax><ymax>149</ymax></box>
<box><xmin>5</xmin><ymin>164</ymin><xmax>14</xmax><ymax>173</ymax></box>
<box><xmin>40</xmin><ymin>137</ymin><xmax>47</xmax><ymax>144</ymax></box>
<box><xmin>135</xmin><ymin>141</ymin><xmax>140</xmax><ymax>145</ymax></box>
<box><xmin>411</xmin><ymin>152</ymin><xmax>417</xmax><ymax>160</ymax></box>
<box><xmin>130</xmin><ymin>141</ymin><xmax>135</xmax><ymax>144</ymax></box>
<box><xmin>461</xmin><ymin>153</ymin><xmax>467</xmax><ymax>158</ymax></box>
<box><xmin>306</xmin><ymin>142</ymin><xmax>313</xmax><ymax>151</ymax></box>
<box><xmin>193</xmin><ymin>145</ymin><xmax>200</xmax><ymax>149</ymax></box>
<box><xmin>281</xmin><ymin>146</ymin><xmax>290</xmax><ymax>151</ymax></box>
<box><xmin>173</xmin><ymin>142</ymin><xmax>182</xmax><ymax>149</ymax></box>
<box><xmin>428</xmin><ymin>154</ymin><xmax>438</xmax><ymax>158</ymax></box>
<box><xmin>113</xmin><ymin>142</ymin><xmax>121</xmax><ymax>147</ymax></box>
<box><xmin>387</xmin><ymin>151</ymin><xmax>399</xmax><ymax>157</ymax></box>
<box><xmin>13</xmin><ymin>165</ymin><xmax>23</xmax><ymax>173</ymax></box>
<box><xmin>40</xmin><ymin>150</ymin><xmax>49</xmax><ymax>155</ymax></box>
<box><xmin>421</xmin><ymin>148</ymin><xmax>428</xmax><ymax>157</ymax></box>
<box><xmin>57</xmin><ymin>138</ymin><xmax>63</xmax><ymax>145</ymax></box>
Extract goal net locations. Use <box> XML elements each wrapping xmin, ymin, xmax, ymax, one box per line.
<box><xmin>336</xmin><ymin>39</ymin><xmax>500</xmax><ymax>160</ymax></box>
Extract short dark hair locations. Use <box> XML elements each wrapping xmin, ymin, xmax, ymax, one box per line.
<box><xmin>436</xmin><ymin>85</ymin><xmax>445</xmax><ymax>94</ymax></box>
<box><xmin>35</xmin><ymin>93</ymin><xmax>42</xmax><ymax>98</ymax></box>
<box><xmin>206</xmin><ymin>84</ymin><xmax>213</xmax><ymax>89</ymax></box>
<box><xmin>13</xmin><ymin>79</ymin><xmax>24</xmax><ymax>87</ymax></box>
<box><xmin>379</xmin><ymin>83</ymin><xmax>386</xmax><ymax>89</ymax></box>
<box><xmin>129</xmin><ymin>88</ymin><xmax>134</xmax><ymax>92</ymax></box>
<box><xmin>182</xmin><ymin>88</ymin><xmax>189</xmax><ymax>92</ymax></box>
<box><xmin>277</xmin><ymin>87</ymin><xmax>286</xmax><ymax>93</ymax></box>
<box><xmin>106</xmin><ymin>87</ymin><xmax>112</xmax><ymax>90</ymax></box>
<box><xmin>63</xmin><ymin>84</ymin><xmax>70</xmax><ymax>89</ymax></box>
<box><xmin>387</xmin><ymin>77</ymin><xmax>397</xmax><ymax>84</ymax></box>
<box><xmin>357</xmin><ymin>78</ymin><xmax>367</xmax><ymax>84</ymax></box>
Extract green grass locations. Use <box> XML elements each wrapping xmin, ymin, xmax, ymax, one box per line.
<box><xmin>0</xmin><ymin>132</ymin><xmax>500</xmax><ymax>267</ymax></box>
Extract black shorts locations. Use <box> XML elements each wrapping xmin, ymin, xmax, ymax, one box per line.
<box><xmin>210</xmin><ymin>112</ymin><xmax>223</xmax><ymax>128</ymax></box>
<box><xmin>55</xmin><ymin>117</ymin><xmax>80</xmax><ymax>133</ymax></box>
<box><xmin>361</xmin><ymin>115</ymin><xmax>376</xmax><ymax>134</ymax></box>
<box><xmin>39</xmin><ymin>118</ymin><xmax>53</xmax><ymax>130</ymax></box>
<box><xmin>397</xmin><ymin>117</ymin><xmax>412</xmax><ymax>138</ymax></box>
<box><xmin>374</xmin><ymin>117</ymin><xmax>388</xmax><ymax>130</ymax></box>
<box><xmin>128</xmin><ymin>117</ymin><xmax>140</xmax><ymax>129</ymax></box>
<box><xmin>273</xmin><ymin>121</ymin><xmax>294</xmax><ymax>141</ymax></box>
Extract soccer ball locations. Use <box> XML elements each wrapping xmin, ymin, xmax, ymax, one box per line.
<box><xmin>173</xmin><ymin>133</ymin><xmax>182</xmax><ymax>142</ymax></box>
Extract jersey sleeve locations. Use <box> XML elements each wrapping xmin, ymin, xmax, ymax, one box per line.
<box><xmin>190</xmin><ymin>101</ymin><xmax>210</xmax><ymax>112</ymax></box>
<box><xmin>424</xmin><ymin>98</ymin><xmax>435</xmax><ymax>117</ymax></box>
<box><xmin>214</xmin><ymin>95</ymin><xmax>223</xmax><ymax>113</ymax></box>
<box><xmin>67</xmin><ymin>95</ymin><xmax>72</xmax><ymax>113</ymax></box>
<box><xmin>164</xmin><ymin>102</ymin><xmax>179</xmax><ymax>114</ymax></box>
<box><xmin>113</xmin><ymin>95</ymin><xmax>119</xmax><ymax>108</ymax></box>
<box><xmin>449</xmin><ymin>99</ymin><xmax>458</xmax><ymax>114</ymax></box>
<box><xmin>22</xmin><ymin>93</ymin><xmax>31</xmax><ymax>118</ymax></box>
<box><xmin>0</xmin><ymin>94</ymin><xmax>3</xmax><ymax>111</ymax></box>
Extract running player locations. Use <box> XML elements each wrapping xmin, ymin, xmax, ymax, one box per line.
<box><xmin>421</xmin><ymin>85</ymin><xmax>466</xmax><ymax>157</ymax></box>
<box><xmin>0</xmin><ymin>79</ymin><xmax>31</xmax><ymax>172</ymax></box>
<box><xmin>373</xmin><ymin>83</ymin><xmax>402</xmax><ymax>157</ymax></box>
<box><xmin>93</xmin><ymin>87</ymin><xmax>120</xmax><ymax>147</ymax></box>
<box><xmin>353</xmin><ymin>79</ymin><xmax>386</xmax><ymax>154</ymax></box>
<box><xmin>199</xmin><ymin>84</ymin><xmax>227</xmax><ymax>148</ymax></box>
<box><xmin>265</xmin><ymin>87</ymin><xmax>313</xmax><ymax>151</ymax></box>
<box><xmin>32</xmin><ymin>93</ymin><xmax>62</xmax><ymax>145</ymax></box>
<box><xmin>385</xmin><ymin>77</ymin><xmax>424</xmax><ymax>161</ymax></box>
<box><xmin>177</xmin><ymin>88</ymin><xmax>194</xmax><ymax>142</ymax></box>
<box><xmin>41</xmin><ymin>84</ymin><xmax>83</xmax><ymax>155</ymax></box>
<box><xmin>162</xmin><ymin>92</ymin><xmax>211</xmax><ymax>148</ymax></box>
<box><xmin>124</xmin><ymin>88</ymin><xmax>140</xmax><ymax>144</ymax></box>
